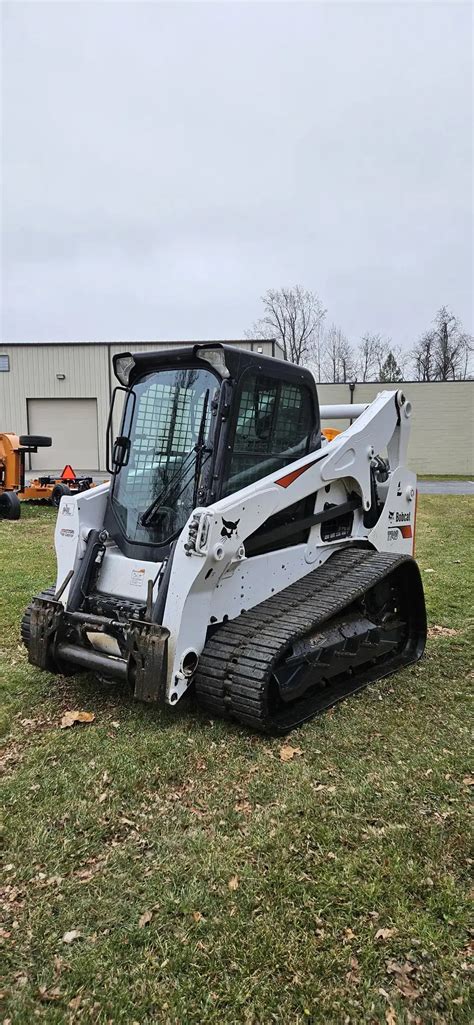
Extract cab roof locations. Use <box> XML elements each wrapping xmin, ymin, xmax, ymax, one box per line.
<box><xmin>114</xmin><ymin>342</ymin><xmax>316</xmax><ymax>393</ymax></box>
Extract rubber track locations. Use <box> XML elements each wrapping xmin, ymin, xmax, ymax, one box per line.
<box><xmin>195</xmin><ymin>548</ymin><xmax>412</xmax><ymax>732</ymax></box>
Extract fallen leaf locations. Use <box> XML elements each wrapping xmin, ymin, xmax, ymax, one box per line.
<box><xmin>38</xmin><ymin>985</ymin><xmax>62</xmax><ymax>1002</ymax></box>
<box><xmin>428</xmin><ymin>624</ymin><xmax>458</xmax><ymax>638</ymax></box>
<box><xmin>60</xmin><ymin>710</ymin><xmax>95</xmax><ymax>730</ymax></box>
<box><xmin>53</xmin><ymin>955</ymin><xmax>64</xmax><ymax>975</ymax></box>
<box><xmin>279</xmin><ymin>744</ymin><xmax>302</xmax><ymax>762</ymax></box>
<box><xmin>111</xmin><ymin>721</ymin><xmax>120</xmax><ymax>728</ymax></box>
<box><xmin>386</xmin><ymin>960</ymin><xmax>416</xmax><ymax>977</ymax></box>
<box><xmin>192</xmin><ymin>911</ymin><xmax>203</xmax><ymax>922</ymax></box>
<box><xmin>73</xmin><ymin>867</ymin><xmax>94</xmax><ymax>881</ymax></box>
<box><xmin>138</xmin><ymin>909</ymin><xmax>153</xmax><ymax>928</ymax></box>
<box><xmin>346</xmin><ymin>954</ymin><xmax>360</xmax><ymax>985</ymax></box>
<box><xmin>424</xmin><ymin>568</ymin><xmax>435</xmax><ymax>573</ymax></box>
<box><xmin>385</xmin><ymin>1008</ymin><xmax>397</xmax><ymax>1025</ymax></box>
<box><xmin>68</xmin><ymin>995</ymin><xmax>83</xmax><ymax>1010</ymax></box>
<box><xmin>386</xmin><ymin>959</ymin><xmax>421</xmax><ymax>1000</ymax></box>
<box><xmin>343</xmin><ymin>927</ymin><xmax>356</xmax><ymax>941</ymax></box>
<box><xmin>228</xmin><ymin>875</ymin><xmax>239</xmax><ymax>891</ymax></box>
<box><xmin>98</xmin><ymin>792</ymin><xmax>107</xmax><ymax>803</ymax></box>
<box><xmin>62</xmin><ymin>930</ymin><xmax>81</xmax><ymax>945</ymax></box>
<box><xmin>234</xmin><ymin>800</ymin><xmax>252</xmax><ymax>814</ymax></box>
<box><xmin>396</xmin><ymin>976</ymin><xmax>421</xmax><ymax>1000</ymax></box>
<box><xmin>376</xmin><ymin>927</ymin><xmax>398</xmax><ymax>941</ymax></box>
<box><xmin>462</xmin><ymin>776</ymin><xmax>474</xmax><ymax>787</ymax></box>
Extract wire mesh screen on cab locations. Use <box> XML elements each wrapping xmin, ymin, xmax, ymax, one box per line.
<box><xmin>111</xmin><ymin>367</ymin><xmax>217</xmax><ymax>545</ymax></box>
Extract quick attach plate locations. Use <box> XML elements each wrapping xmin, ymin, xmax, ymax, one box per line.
<box><xmin>128</xmin><ymin>620</ymin><xmax>170</xmax><ymax>704</ymax></box>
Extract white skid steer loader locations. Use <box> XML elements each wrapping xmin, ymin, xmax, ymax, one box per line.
<box><xmin>23</xmin><ymin>344</ymin><xmax>426</xmax><ymax>733</ymax></box>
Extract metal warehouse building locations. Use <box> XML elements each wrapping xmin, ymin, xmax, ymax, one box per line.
<box><xmin>0</xmin><ymin>339</ymin><xmax>472</xmax><ymax>475</ymax></box>
<box><xmin>0</xmin><ymin>338</ymin><xmax>281</xmax><ymax>473</ymax></box>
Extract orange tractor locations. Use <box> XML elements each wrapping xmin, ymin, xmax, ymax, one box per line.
<box><xmin>0</xmin><ymin>433</ymin><xmax>97</xmax><ymax>519</ymax></box>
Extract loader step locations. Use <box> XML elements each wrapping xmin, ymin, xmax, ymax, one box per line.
<box><xmin>195</xmin><ymin>548</ymin><xmax>426</xmax><ymax>734</ymax></box>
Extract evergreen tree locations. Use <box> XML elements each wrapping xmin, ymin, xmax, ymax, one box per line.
<box><xmin>379</xmin><ymin>351</ymin><xmax>403</xmax><ymax>382</ymax></box>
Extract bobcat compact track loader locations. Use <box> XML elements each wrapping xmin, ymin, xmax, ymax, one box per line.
<box><xmin>23</xmin><ymin>344</ymin><xmax>426</xmax><ymax>733</ymax></box>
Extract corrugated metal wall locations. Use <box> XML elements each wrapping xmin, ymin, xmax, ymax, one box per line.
<box><xmin>0</xmin><ymin>344</ymin><xmax>472</xmax><ymax>474</ymax></box>
<box><xmin>318</xmin><ymin>381</ymin><xmax>473</xmax><ymax>474</ymax></box>
<box><xmin>0</xmin><ymin>345</ymin><xmax>110</xmax><ymax>470</ymax></box>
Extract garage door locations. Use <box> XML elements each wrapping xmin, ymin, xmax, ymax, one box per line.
<box><xmin>27</xmin><ymin>398</ymin><xmax>99</xmax><ymax>471</ymax></box>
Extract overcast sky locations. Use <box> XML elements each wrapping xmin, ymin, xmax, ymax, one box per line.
<box><xmin>2</xmin><ymin>1</ymin><xmax>472</xmax><ymax>351</ymax></box>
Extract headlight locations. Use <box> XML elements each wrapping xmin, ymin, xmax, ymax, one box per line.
<box><xmin>114</xmin><ymin>353</ymin><xmax>136</xmax><ymax>386</ymax></box>
<box><xmin>195</xmin><ymin>346</ymin><xmax>230</xmax><ymax>378</ymax></box>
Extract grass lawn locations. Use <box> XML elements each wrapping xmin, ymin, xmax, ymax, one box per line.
<box><xmin>1</xmin><ymin>498</ymin><xmax>472</xmax><ymax>1024</ymax></box>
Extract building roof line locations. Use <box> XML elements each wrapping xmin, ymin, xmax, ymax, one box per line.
<box><xmin>2</xmin><ymin>337</ymin><xmax>281</xmax><ymax>348</ymax></box>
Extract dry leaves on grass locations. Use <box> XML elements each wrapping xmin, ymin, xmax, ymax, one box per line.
<box><xmin>38</xmin><ymin>985</ymin><xmax>62</xmax><ymax>1002</ymax></box>
<box><xmin>427</xmin><ymin>625</ymin><xmax>458</xmax><ymax>638</ymax></box>
<box><xmin>234</xmin><ymin>800</ymin><xmax>252</xmax><ymax>815</ymax></box>
<box><xmin>279</xmin><ymin>744</ymin><xmax>303</xmax><ymax>762</ymax></box>
<box><xmin>60</xmin><ymin>710</ymin><xmax>95</xmax><ymax>729</ymax></box>
<box><xmin>62</xmin><ymin>929</ymin><xmax>81</xmax><ymax>945</ymax></box>
<box><xmin>228</xmin><ymin>875</ymin><xmax>239</xmax><ymax>891</ymax></box>
<box><xmin>376</xmin><ymin>927</ymin><xmax>398</xmax><ymax>941</ymax></box>
<box><xmin>138</xmin><ymin>909</ymin><xmax>153</xmax><ymax>929</ymax></box>
<box><xmin>346</xmin><ymin>955</ymin><xmax>360</xmax><ymax>985</ymax></box>
<box><xmin>68</xmin><ymin>995</ymin><xmax>83</xmax><ymax>1011</ymax></box>
<box><xmin>385</xmin><ymin>1008</ymin><xmax>397</xmax><ymax>1025</ymax></box>
<box><xmin>386</xmin><ymin>959</ymin><xmax>422</xmax><ymax>1000</ymax></box>
<box><xmin>462</xmin><ymin>776</ymin><xmax>474</xmax><ymax>787</ymax></box>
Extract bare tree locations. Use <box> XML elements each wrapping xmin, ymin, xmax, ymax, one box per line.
<box><xmin>412</xmin><ymin>307</ymin><xmax>473</xmax><ymax>381</ymax></box>
<box><xmin>323</xmin><ymin>324</ymin><xmax>356</xmax><ymax>382</ymax></box>
<box><xmin>247</xmin><ymin>286</ymin><xmax>326</xmax><ymax>366</ymax></box>
<box><xmin>412</xmin><ymin>333</ymin><xmax>435</xmax><ymax>381</ymax></box>
<box><xmin>356</xmin><ymin>333</ymin><xmax>384</xmax><ymax>382</ymax></box>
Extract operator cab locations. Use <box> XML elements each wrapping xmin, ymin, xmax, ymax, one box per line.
<box><xmin>105</xmin><ymin>343</ymin><xmax>321</xmax><ymax>560</ymax></box>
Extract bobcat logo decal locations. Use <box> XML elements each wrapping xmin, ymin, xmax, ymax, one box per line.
<box><xmin>221</xmin><ymin>517</ymin><xmax>240</xmax><ymax>540</ymax></box>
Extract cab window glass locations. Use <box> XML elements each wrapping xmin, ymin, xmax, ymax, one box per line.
<box><xmin>223</xmin><ymin>372</ymin><xmax>314</xmax><ymax>496</ymax></box>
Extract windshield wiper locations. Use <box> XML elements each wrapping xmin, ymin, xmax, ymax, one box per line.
<box><xmin>140</xmin><ymin>390</ymin><xmax>211</xmax><ymax>527</ymax></box>
<box><xmin>192</xmin><ymin>389</ymin><xmax>211</xmax><ymax>506</ymax></box>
